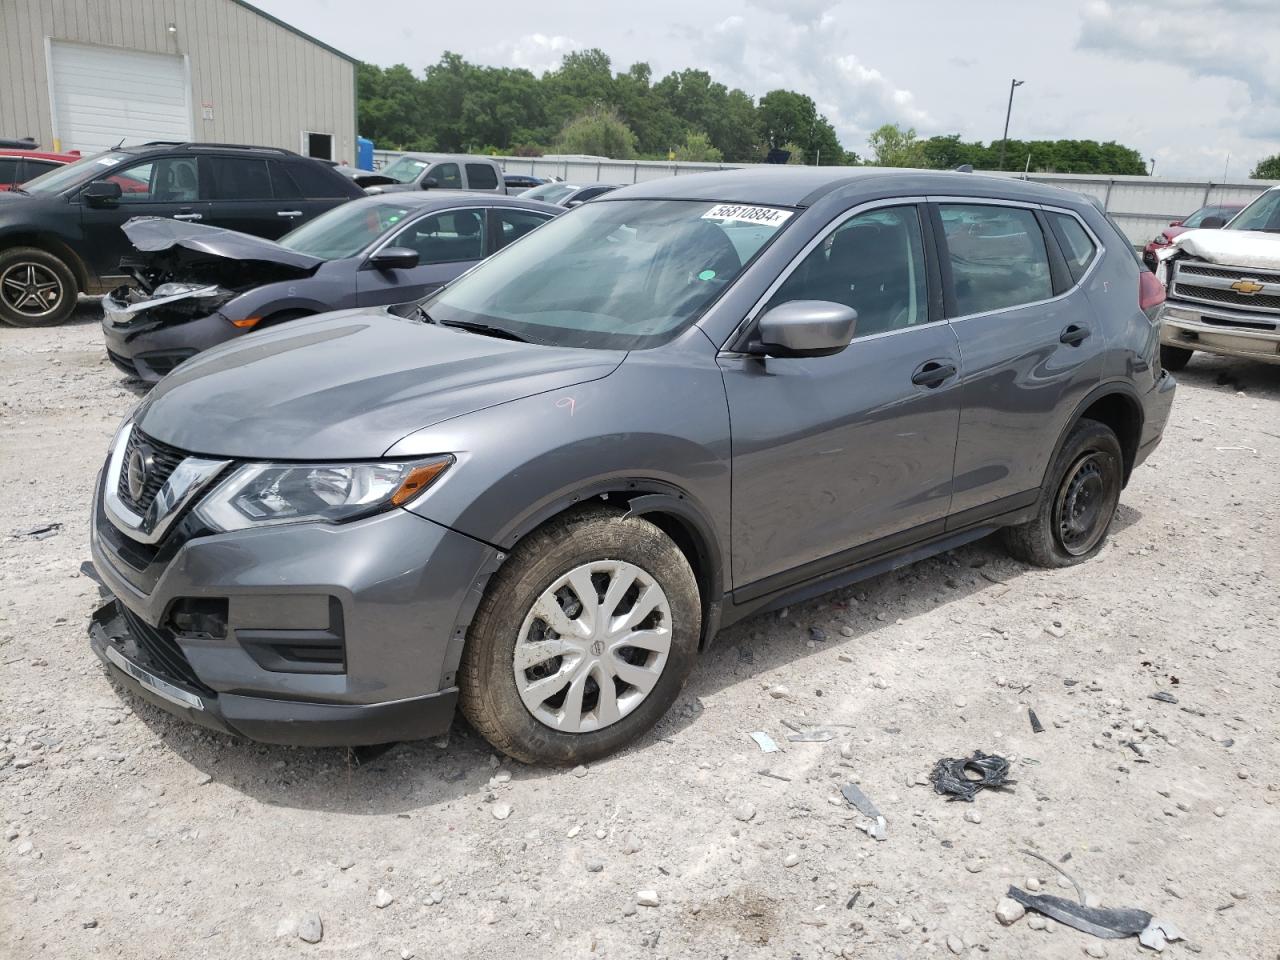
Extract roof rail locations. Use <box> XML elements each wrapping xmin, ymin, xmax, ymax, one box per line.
<box><xmin>141</xmin><ymin>141</ymin><xmax>296</xmax><ymax>156</ymax></box>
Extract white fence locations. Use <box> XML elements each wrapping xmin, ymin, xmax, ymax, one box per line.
<box><xmin>371</xmin><ymin>150</ymin><xmax>1276</xmax><ymax>246</ymax></box>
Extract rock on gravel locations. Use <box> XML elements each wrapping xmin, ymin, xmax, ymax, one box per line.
<box><xmin>637</xmin><ymin>890</ymin><xmax>660</xmax><ymax>907</ymax></box>
<box><xmin>995</xmin><ymin>897</ymin><xmax>1025</xmax><ymax>925</ymax></box>
<box><xmin>297</xmin><ymin>913</ymin><xmax>323</xmax><ymax>944</ymax></box>
<box><xmin>375</xmin><ymin>888</ymin><xmax>395</xmax><ymax>909</ymax></box>
<box><xmin>491</xmin><ymin>802</ymin><xmax>512</xmax><ymax>821</ymax></box>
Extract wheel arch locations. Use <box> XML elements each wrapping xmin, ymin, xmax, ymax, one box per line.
<box><xmin>0</xmin><ymin>231</ymin><xmax>90</xmax><ymax>290</ymax></box>
<box><xmin>1049</xmin><ymin>381</ymin><xmax>1145</xmax><ymax>487</ymax></box>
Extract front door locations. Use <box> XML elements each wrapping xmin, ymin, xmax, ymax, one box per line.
<box><xmin>719</xmin><ymin>203</ymin><xmax>963</xmax><ymax>597</ymax></box>
<box><xmin>934</xmin><ymin>202</ymin><xmax>1107</xmax><ymax>521</ymax></box>
<box><xmin>78</xmin><ymin>154</ymin><xmax>210</xmax><ymax>283</ymax></box>
<box><xmin>356</xmin><ymin>207</ymin><xmax>489</xmax><ymax>306</ymax></box>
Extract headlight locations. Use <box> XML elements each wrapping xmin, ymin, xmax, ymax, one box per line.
<box><xmin>1152</xmin><ymin>234</ymin><xmax>1170</xmax><ymax>245</ymax></box>
<box><xmin>194</xmin><ymin>456</ymin><xmax>453</xmax><ymax>532</ymax></box>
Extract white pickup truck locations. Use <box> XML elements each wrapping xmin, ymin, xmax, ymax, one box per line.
<box><xmin>1155</xmin><ymin>184</ymin><xmax>1280</xmax><ymax>369</ymax></box>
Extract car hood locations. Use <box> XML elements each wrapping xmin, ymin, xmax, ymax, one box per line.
<box><xmin>135</xmin><ymin>312</ymin><xmax>625</xmax><ymax>459</ymax></box>
<box><xmin>121</xmin><ymin>217</ymin><xmax>325</xmax><ymax>271</ymax></box>
<box><xmin>1173</xmin><ymin>227</ymin><xmax>1280</xmax><ymax>270</ymax></box>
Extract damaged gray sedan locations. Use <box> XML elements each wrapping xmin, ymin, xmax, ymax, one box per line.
<box><xmin>102</xmin><ymin>194</ymin><xmax>560</xmax><ymax>381</ymax></box>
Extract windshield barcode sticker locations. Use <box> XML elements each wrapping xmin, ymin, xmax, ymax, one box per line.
<box><xmin>702</xmin><ymin>204</ymin><xmax>793</xmax><ymax>226</ymax></box>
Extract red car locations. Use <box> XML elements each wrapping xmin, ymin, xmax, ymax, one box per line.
<box><xmin>0</xmin><ymin>148</ymin><xmax>81</xmax><ymax>191</ymax></box>
<box><xmin>1142</xmin><ymin>202</ymin><xmax>1244</xmax><ymax>270</ymax></box>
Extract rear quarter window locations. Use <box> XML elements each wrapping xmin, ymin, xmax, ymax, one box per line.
<box><xmin>1048</xmin><ymin>212</ymin><xmax>1099</xmax><ymax>283</ymax></box>
<box><xmin>286</xmin><ymin>160</ymin><xmax>357</xmax><ymax>198</ymax></box>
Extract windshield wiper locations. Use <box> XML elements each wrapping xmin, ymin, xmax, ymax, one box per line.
<box><xmin>435</xmin><ymin>317</ymin><xmax>531</xmax><ymax>343</ymax></box>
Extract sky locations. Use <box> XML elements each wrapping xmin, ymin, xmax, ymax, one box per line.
<box><xmin>253</xmin><ymin>0</ymin><xmax>1280</xmax><ymax>179</ymax></box>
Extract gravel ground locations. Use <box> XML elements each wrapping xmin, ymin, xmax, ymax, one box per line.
<box><xmin>1</xmin><ymin>307</ymin><xmax>1278</xmax><ymax>959</ymax></box>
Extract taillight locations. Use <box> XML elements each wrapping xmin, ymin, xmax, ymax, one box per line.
<box><xmin>1139</xmin><ymin>270</ymin><xmax>1165</xmax><ymax>314</ymax></box>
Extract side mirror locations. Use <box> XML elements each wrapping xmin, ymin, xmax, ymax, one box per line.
<box><xmin>420</xmin><ymin>176</ymin><xmax>438</xmax><ymax>190</ymax></box>
<box><xmin>565</xmin><ymin>199</ymin><xmax>583</xmax><ymax>208</ymax></box>
<box><xmin>1168</xmin><ymin>219</ymin><xmax>1183</xmax><ymax>227</ymax></box>
<box><xmin>750</xmin><ymin>300</ymin><xmax>858</xmax><ymax>358</ymax></box>
<box><xmin>1198</xmin><ymin>215</ymin><xmax>1226</xmax><ymax>229</ymax></box>
<box><xmin>367</xmin><ymin>246</ymin><xmax>419</xmax><ymax>270</ymax></box>
<box><xmin>82</xmin><ymin>180</ymin><xmax>122</xmax><ymax>206</ymax></box>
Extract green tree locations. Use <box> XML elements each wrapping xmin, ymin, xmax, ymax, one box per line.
<box><xmin>673</xmin><ymin>131</ymin><xmax>723</xmax><ymax>163</ymax></box>
<box><xmin>356</xmin><ymin>62</ymin><xmax>432</xmax><ymax>150</ymax></box>
<box><xmin>781</xmin><ymin>142</ymin><xmax>805</xmax><ymax>164</ymax></box>
<box><xmin>867</xmin><ymin>123</ymin><xmax>926</xmax><ymax>167</ymax></box>
<box><xmin>1251</xmin><ymin>154</ymin><xmax>1280</xmax><ymax>179</ymax></box>
<box><xmin>757</xmin><ymin>90</ymin><xmax>844</xmax><ymax>164</ymax></box>
<box><xmin>552</xmin><ymin>107</ymin><xmax>638</xmax><ymax>158</ymax></box>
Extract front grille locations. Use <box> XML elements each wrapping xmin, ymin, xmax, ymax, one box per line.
<box><xmin>1172</xmin><ymin>282</ymin><xmax>1280</xmax><ymax>316</ymax></box>
<box><xmin>119</xmin><ymin>604</ymin><xmax>212</xmax><ymax>694</ymax></box>
<box><xmin>116</xmin><ymin>428</ymin><xmax>188</xmax><ymax>514</ymax></box>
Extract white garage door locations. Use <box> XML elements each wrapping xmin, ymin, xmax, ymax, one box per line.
<box><xmin>49</xmin><ymin>41</ymin><xmax>191</xmax><ymax>154</ymax></box>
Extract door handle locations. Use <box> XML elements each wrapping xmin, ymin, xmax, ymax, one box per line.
<box><xmin>172</xmin><ymin>212</ymin><xmax>202</xmax><ymax>221</ymax></box>
<box><xmin>911</xmin><ymin>360</ymin><xmax>958</xmax><ymax>388</ymax></box>
<box><xmin>1060</xmin><ymin>324</ymin><xmax>1091</xmax><ymax>346</ymax></box>
<box><xmin>276</xmin><ymin>210</ymin><xmax>303</xmax><ymax>217</ymax></box>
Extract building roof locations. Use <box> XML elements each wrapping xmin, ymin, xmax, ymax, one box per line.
<box><xmin>230</xmin><ymin>0</ymin><xmax>358</xmax><ymax>65</ymax></box>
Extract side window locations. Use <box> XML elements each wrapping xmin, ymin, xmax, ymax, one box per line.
<box><xmin>23</xmin><ymin>159</ymin><xmax>61</xmax><ymax>180</ymax></box>
<box><xmin>1048</xmin><ymin>212</ymin><xmax>1098</xmax><ymax>283</ymax></box>
<box><xmin>110</xmin><ymin>156</ymin><xmax>202</xmax><ymax>203</ymax></box>
<box><xmin>286</xmin><ymin>160</ymin><xmax>349</xmax><ymax>198</ymax></box>
<box><xmin>494</xmin><ymin>209</ymin><xmax>552</xmax><ymax>249</ymax></box>
<box><xmin>267</xmin><ymin>160</ymin><xmax>303</xmax><ymax>200</ymax></box>
<box><xmin>430</xmin><ymin>162</ymin><xmax>462</xmax><ymax>190</ymax></box>
<box><xmin>0</xmin><ymin>157</ymin><xmax>20</xmax><ymax>185</ymax></box>
<box><xmin>464</xmin><ymin>163</ymin><xmax>499</xmax><ymax>191</ymax></box>
<box><xmin>207</xmin><ymin>157</ymin><xmax>273</xmax><ymax>200</ymax></box>
<box><xmin>395</xmin><ymin>209</ymin><xmax>486</xmax><ymax>263</ymax></box>
<box><xmin>939</xmin><ymin>204</ymin><xmax>1052</xmax><ymax>315</ymax></box>
<box><xmin>766</xmin><ymin>205</ymin><xmax>930</xmax><ymax>338</ymax></box>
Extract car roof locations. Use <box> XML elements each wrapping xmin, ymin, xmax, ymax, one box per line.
<box><xmin>393</xmin><ymin>153</ymin><xmax>500</xmax><ymax>163</ymax></box>
<box><xmin>606</xmin><ymin>167</ymin><xmax>1090</xmax><ymax>209</ymax></box>
<box><xmin>115</xmin><ymin>142</ymin><xmax>305</xmax><ymax>159</ymax></box>
<box><xmin>0</xmin><ymin>149</ymin><xmax>76</xmax><ymax>161</ymax></box>
<box><xmin>349</xmin><ymin>192</ymin><xmax>561</xmax><ymax>214</ymax></box>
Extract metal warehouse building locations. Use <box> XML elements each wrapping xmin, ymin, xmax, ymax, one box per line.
<box><xmin>0</xmin><ymin>0</ymin><xmax>357</xmax><ymax>162</ymax></box>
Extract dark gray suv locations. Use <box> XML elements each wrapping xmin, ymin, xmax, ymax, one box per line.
<box><xmin>87</xmin><ymin>169</ymin><xmax>1176</xmax><ymax>764</ymax></box>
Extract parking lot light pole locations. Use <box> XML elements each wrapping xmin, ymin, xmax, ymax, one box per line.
<box><xmin>998</xmin><ymin>79</ymin><xmax>1024</xmax><ymax>171</ymax></box>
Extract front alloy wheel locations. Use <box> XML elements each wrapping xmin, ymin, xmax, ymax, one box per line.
<box><xmin>460</xmin><ymin>506</ymin><xmax>700</xmax><ymax>764</ymax></box>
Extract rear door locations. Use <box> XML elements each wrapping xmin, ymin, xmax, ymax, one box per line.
<box><xmin>464</xmin><ymin>162</ymin><xmax>502</xmax><ymax>194</ymax></box>
<box><xmin>77</xmin><ymin>153</ymin><xmax>211</xmax><ymax>282</ymax></box>
<box><xmin>204</xmin><ymin>155</ymin><xmax>286</xmax><ymax>237</ymax></box>
<box><xmin>278</xmin><ymin>159</ymin><xmax>354</xmax><ymax>225</ymax></box>
<box><xmin>935</xmin><ymin>200</ymin><xmax>1107</xmax><ymax>523</ymax></box>
<box><xmin>720</xmin><ymin>202</ymin><xmax>963</xmax><ymax>596</ymax></box>
<box><xmin>355</xmin><ymin>206</ymin><xmax>489</xmax><ymax>306</ymax></box>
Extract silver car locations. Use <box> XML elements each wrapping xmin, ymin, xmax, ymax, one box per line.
<box><xmin>88</xmin><ymin>168</ymin><xmax>1175</xmax><ymax>764</ymax></box>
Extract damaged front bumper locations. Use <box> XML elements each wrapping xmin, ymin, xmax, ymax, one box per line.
<box><xmin>1160</xmin><ymin>301</ymin><xmax>1280</xmax><ymax>365</ymax></box>
<box><xmin>102</xmin><ymin>284</ymin><xmax>238</xmax><ymax>382</ymax></box>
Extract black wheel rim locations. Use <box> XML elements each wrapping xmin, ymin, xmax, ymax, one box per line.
<box><xmin>0</xmin><ymin>261</ymin><xmax>64</xmax><ymax>318</ymax></box>
<box><xmin>1054</xmin><ymin>451</ymin><xmax>1115</xmax><ymax>556</ymax></box>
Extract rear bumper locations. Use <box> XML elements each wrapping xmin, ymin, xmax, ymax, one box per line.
<box><xmin>1160</xmin><ymin>301</ymin><xmax>1280</xmax><ymax>365</ymax></box>
<box><xmin>1134</xmin><ymin>369</ymin><xmax>1176</xmax><ymax>470</ymax></box>
<box><xmin>89</xmin><ymin>600</ymin><xmax>458</xmax><ymax>745</ymax></box>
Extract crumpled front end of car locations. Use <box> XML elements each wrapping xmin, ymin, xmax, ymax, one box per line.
<box><xmin>102</xmin><ymin>282</ymin><xmax>240</xmax><ymax>380</ymax></box>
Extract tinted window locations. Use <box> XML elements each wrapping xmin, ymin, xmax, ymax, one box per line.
<box><xmin>494</xmin><ymin>208</ymin><xmax>553</xmax><ymax>249</ymax></box>
<box><xmin>267</xmin><ymin>160</ymin><xmax>302</xmax><ymax>199</ymax></box>
<box><xmin>1049</xmin><ymin>212</ymin><xmax>1098</xmax><ymax>282</ymax></box>
<box><xmin>767</xmin><ymin>205</ymin><xmax>929</xmax><ymax>338</ymax></box>
<box><xmin>285</xmin><ymin>160</ymin><xmax>349</xmax><ymax>198</ymax></box>
<box><xmin>940</xmin><ymin>204</ymin><xmax>1052</xmax><ymax>314</ymax></box>
<box><xmin>396</xmin><ymin>209</ymin><xmax>486</xmax><ymax>263</ymax></box>
<box><xmin>576</xmin><ymin>186</ymin><xmax>616</xmax><ymax>202</ymax></box>
<box><xmin>0</xmin><ymin>157</ymin><xmax>19</xmax><ymax>185</ymax></box>
<box><xmin>465</xmin><ymin>163</ymin><xmax>499</xmax><ymax>190</ymax></box>
<box><xmin>431</xmin><ymin>162</ymin><xmax>463</xmax><ymax>190</ymax></box>
<box><xmin>112</xmin><ymin>156</ymin><xmax>202</xmax><ymax>203</ymax></box>
<box><xmin>208</xmin><ymin>157</ymin><xmax>273</xmax><ymax>200</ymax></box>
<box><xmin>23</xmin><ymin>159</ymin><xmax>60</xmax><ymax>180</ymax></box>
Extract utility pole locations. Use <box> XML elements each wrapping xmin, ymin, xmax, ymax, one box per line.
<box><xmin>997</xmin><ymin>79</ymin><xmax>1024</xmax><ymax>171</ymax></box>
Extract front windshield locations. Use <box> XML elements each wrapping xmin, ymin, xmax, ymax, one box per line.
<box><xmin>20</xmin><ymin>151</ymin><xmax>130</xmax><ymax>195</ymax></box>
<box><xmin>377</xmin><ymin>156</ymin><xmax>430</xmax><ymax>184</ymax></box>
<box><xmin>279</xmin><ymin>201</ymin><xmax>415</xmax><ymax>259</ymax></box>
<box><xmin>1227</xmin><ymin>191</ymin><xmax>1280</xmax><ymax>233</ymax></box>
<box><xmin>427</xmin><ymin>198</ymin><xmax>794</xmax><ymax>349</ymax></box>
<box><xmin>519</xmin><ymin>182</ymin><xmax>579</xmax><ymax>204</ymax></box>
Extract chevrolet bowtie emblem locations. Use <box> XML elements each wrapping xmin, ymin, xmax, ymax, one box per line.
<box><xmin>1231</xmin><ymin>278</ymin><xmax>1265</xmax><ymax>295</ymax></box>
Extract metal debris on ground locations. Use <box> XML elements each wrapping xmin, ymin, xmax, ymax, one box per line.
<box><xmin>929</xmin><ymin>751</ymin><xmax>1014</xmax><ymax>802</ymax></box>
<box><xmin>1005</xmin><ymin>886</ymin><xmax>1152</xmax><ymax>940</ymax></box>
<box><xmin>749</xmin><ymin>731</ymin><xmax>779</xmax><ymax>753</ymax></box>
<box><xmin>1149</xmin><ymin>691</ymin><xmax>1178</xmax><ymax>704</ymax></box>
<box><xmin>1028</xmin><ymin>708</ymin><xmax>1045</xmax><ymax>734</ymax></box>
<box><xmin>841</xmin><ymin>783</ymin><xmax>887</xmax><ymax>840</ymax></box>
<box><xmin>12</xmin><ymin>521</ymin><xmax>61</xmax><ymax>540</ymax></box>
<box><xmin>785</xmin><ymin>729</ymin><xmax>834</xmax><ymax>742</ymax></box>
<box><xmin>1138</xmin><ymin>919</ymin><xmax>1185</xmax><ymax>952</ymax></box>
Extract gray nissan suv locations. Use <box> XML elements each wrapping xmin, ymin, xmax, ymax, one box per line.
<box><xmin>88</xmin><ymin>169</ymin><xmax>1176</xmax><ymax>764</ymax></box>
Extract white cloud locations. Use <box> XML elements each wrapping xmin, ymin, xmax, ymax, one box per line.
<box><xmin>493</xmin><ymin>33</ymin><xmax>581</xmax><ymax>75</ymax></box>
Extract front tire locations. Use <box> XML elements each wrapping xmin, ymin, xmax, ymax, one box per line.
<box><xmin>0</xmin><ymin>247</ymin><xmax>78</xmax><ymax>327</ymax></box>
<box><xmin>1160</xmin><ymin>344</ymin><xmax>1193</xmax><ymax>372</ymax></box>
<box><xmin>1003</xmin><ymin>419</ymin><xmax>1123</xmax><ymax>568</ymax></box>
<box><xmin>459</xmin><ymin>506</ymin><xmax>701</xmax><ymax>765</ymax></box>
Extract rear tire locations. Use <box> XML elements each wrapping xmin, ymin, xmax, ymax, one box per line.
<box><xmin>1003</xmin><ymin>418</ymin><xmax>1123</xmax><ymax>569</ymax></box>
<box><xmin>0</xmin><ymin>247</ymin><xmax>78</xmax><ymax>327</ymax></box>
<box><xmin>459</xmin><ymin>506</ymin><xmax>701</xmax><ymax>765</ymax></box>
<box><xmin>1159</xmin><ymin>344</ymin><xmax>1193</xmax><ymax>372</ymax></box>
